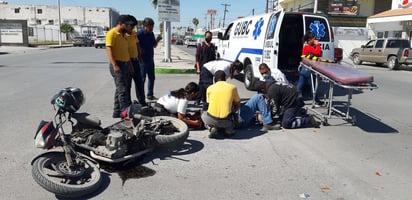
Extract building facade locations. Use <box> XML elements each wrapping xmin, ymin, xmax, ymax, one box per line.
<box><xmin>0</xmin><ymin>2</ymin><xmax>119</xmax><ymax>42</ymax></box>
<box><xmin>367</xmin><ymin>0</ymin><xmax>412</xmax><ymax>42</ymax></box>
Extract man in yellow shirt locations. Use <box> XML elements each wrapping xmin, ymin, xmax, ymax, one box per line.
<box><xmin>201</xmin><ymin>70</ymin><xmax>241</xmax><ymax>138</ymax></box>
<box><xmin>106</xmin><ymin>15</ymin><xmax>133</xmax><ymax>118</ymax></box>
<box><xmin>125</xmin><ymin>15</ymin><xmax>146</xmax><ymax>106</ymax></box>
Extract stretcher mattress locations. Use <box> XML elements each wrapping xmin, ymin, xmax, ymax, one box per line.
<box><xmin>302</xmin><ymin>59</ymin><xmax>374</xmax><ymax>85</ymax></box>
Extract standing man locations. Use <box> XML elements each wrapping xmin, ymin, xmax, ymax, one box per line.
<box><xmin>126</xmin><ymin>15</ymin><xmax>146</xmax><ymax>106</ymax></box>
<box><xmin>196</xmin><ymin>31</ymin><xmax>216</xmax><ymax>103</ymax></box>
<box><xmin>137</xmin><ymin>17</ymin><xmax>162</xmax><ymax>101</ymax></box>
<box><xmin>106</xmin><ymin>15</ymin><xmax>134</xmax><ymax>118</ymax></box>
<box><xmin>201</xmin><ymin>70</ymin><xmax>241</xmax><ymax>138</ymax></box>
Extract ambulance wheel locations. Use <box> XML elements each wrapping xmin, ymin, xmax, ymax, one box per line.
<box><xmin>244</xmin><ymin>64</ymin><xmax>256</xmax><ymax>91</ymax></box>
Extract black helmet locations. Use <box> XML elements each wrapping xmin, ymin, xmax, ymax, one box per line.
<box><xmin>51</xmin><ymin>87</ymin><xmax>85</xmax><ymax>113</ymax></box>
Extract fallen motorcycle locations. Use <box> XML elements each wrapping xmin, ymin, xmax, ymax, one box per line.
<box><xmin>31</xmin><ymin>87</ymin><xmax>189</xmax><ymax>198</ymax></box>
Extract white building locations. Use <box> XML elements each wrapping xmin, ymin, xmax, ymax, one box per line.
<box><xmin>367</xmin><ymin>0</ymin><xmax>412</xmax><ymax>42</ymax></box>
<box><xmin>0</xmin><ymin>1</ymin><xmax>119</xmax><ymax>42</ymax></box>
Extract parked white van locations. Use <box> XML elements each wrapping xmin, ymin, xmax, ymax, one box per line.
<box><xmin>217</xmin><ymin>10</ymin><xmax>336</xmax><ymax>90</ymax></box>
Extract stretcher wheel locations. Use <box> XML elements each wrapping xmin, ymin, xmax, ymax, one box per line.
<box><xmin>351</xmin><ymin>116</ymin><xmax>357</xmax><ymax>126</ymax></box>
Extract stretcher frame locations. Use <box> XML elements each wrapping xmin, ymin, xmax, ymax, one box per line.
<box><xmin>300</xmin><ymin>61</ymin><xmax>378</xmax><ymax>125</ymax></box>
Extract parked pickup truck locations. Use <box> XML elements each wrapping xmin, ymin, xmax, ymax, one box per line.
<box><xmin>350</xmin><ymin>38</ymin><xmax>412</xmax><ymax>70</ymax></box>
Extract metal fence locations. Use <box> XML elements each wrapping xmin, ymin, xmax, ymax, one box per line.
<box><xmin>28</xmin><ymin>26</ymin><xmax>67</xmax><ymax>43</ymax></box>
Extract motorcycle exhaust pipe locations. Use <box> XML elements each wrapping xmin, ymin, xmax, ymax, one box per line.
<box><xmin>89</xmin><ymin>148</ymin><xmax>154</xmax><ymax>163</ymax></box>
<box><xmin>133</xmin><ymin>114</ymin><xmax>153</xmax><ymax>121</ymax></box>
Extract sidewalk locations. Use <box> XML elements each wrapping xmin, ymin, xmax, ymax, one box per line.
<box><xmin>154</xmin><ymin>42</ymin><xmax>196</xmax><ymax>74</ymax></box>
<box><xmin>0</xmin><ymin>44</ymin><xmax>72</xmax><ymax>55</ymax></box>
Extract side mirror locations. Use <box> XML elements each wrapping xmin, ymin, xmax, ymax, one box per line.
<box><xmin>361</xmin><ymin>45</ymin><xmax>365</xmax><ymax>48</ymax></box>
<box><xmin>218</xmin><ymin>32</ymin><xmax>223</xmax><ymax>40</ymax></box>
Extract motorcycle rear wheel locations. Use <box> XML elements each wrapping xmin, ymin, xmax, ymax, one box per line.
<box><xmin>153</xmin><ymin>116</ymin><xmax>189</xmax><ymax>148</ymax></box>
<box><xmin>32</xmin><ymin>152</ymin><xmax>102</xmax><ymax>198</ymax></box>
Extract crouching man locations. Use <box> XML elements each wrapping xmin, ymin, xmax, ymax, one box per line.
<box><xmin>201</xmin><ymin>70</ymin><xmax>241</xmax><ymax>138</ymax></box>
<box><xmin>257</xmin><ymin>81</ymin><xmax>321</xmax><ymax>129</ymax></box>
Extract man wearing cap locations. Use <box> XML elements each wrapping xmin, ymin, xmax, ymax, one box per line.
<box><xmin>137</xmin><ymin>17</ymin><xmax>162</xmax><ymax>101</ymax></box>
<box><xmin>201</xmin><ymin>70</ymin><xmax>241</xmax><ymax>138</ymax></box>
<box><xmin>106</xmin><ymin>15</ymin><xmax>134</xmax><ymax>118</ymax></box>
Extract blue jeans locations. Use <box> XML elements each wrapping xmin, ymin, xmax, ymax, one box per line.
<box><xmin>110</xmin><ymin>61</ymin><xmax>131</xmax><ymax>115</ymax></box>
<box><xmin>239</xmin><ymin>94</ymin><xmax>273</xmax><ymax>126</ymax></box>
<box><xmin>296</xmin><ymin>66</ymin><xmax>310</xmax><ymax>91</ymax></box>
<box><xmin>140</xmin><ymin>61</ymin><xmax>155</xmax><ymax>97</ymax></box>
<box><xmin>296</xmin><ymin>66</ymin><xmax>323</xmax><ymax>102</ymax></box>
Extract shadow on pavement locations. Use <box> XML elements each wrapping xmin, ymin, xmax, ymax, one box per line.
<box><xmin>323</xmin><ymin>104</ymin><xmax>398</xmax><ymax>134</ymax></box>
<box><xmin>349</xmin><ymin>107</ymin><xmax>398</xmax><ymax>134</ymax></box>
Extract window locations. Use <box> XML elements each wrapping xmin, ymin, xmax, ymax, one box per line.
<box><xmin>14</xmin><ymin>8</ymin><xmax>20</xmax><ymax>13</ymax></box>
<box><xmin>375</xmin><ymin>40</ymin><xmax>384</xmax><ymax>48</ymax></box>
<box><xmin>36</xmin><ymin>19</ymin><xmax>41</xmax><ymax>25</ymax></box>
<box><xmin>48</xmin><ymin>20</ymin><xmax>54</xmax><ymax>25</ymax></box>
<box><xmin>377</xmin><ymin>32</ymin><xmax>383</xmax><ymax>38</ymax></box>
<box><xmin>37</xmin><ymin>9</ymin><xmax>42</xmax><ymax>14</ymax></box>
<box><xmin>365</xmin><ymin>40</ymin><xmax>376</xmax><ymax>48</ymax></box>
<box><xmin>394</xmin><ymin>31</ymin><xmax>402</xmax><ymax>38</ymax></box>
<box><xmin>384</xmin><ymin>31</ymin><xmax>389</xmax><ymax>38</ymax></box>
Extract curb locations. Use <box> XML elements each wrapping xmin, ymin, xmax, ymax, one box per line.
<box><xmin>155</xmin><ymin>68</ymin><xmax>196</xmax><ymax>74</ymax></box>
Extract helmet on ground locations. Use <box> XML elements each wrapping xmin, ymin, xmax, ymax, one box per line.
<box><xmin>51</xmin><ymin>87</ymin><xmax>85</xmax><ymax>113</ymax></box>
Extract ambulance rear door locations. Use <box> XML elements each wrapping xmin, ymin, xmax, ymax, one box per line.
<box><xmin>303</xmin><ymin>15</ymin><xmax>334</xmax><ymax>60</ymax></box>
<box><xmin>262</xmin><ymin>11</ymin><xmax>282</xmax><ymax>71</ymax></box>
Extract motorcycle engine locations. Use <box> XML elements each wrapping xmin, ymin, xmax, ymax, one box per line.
<box><xmin>93</xmin><ymin>130</ymin><xmax>128</xmax><ymax>159</ymax></box>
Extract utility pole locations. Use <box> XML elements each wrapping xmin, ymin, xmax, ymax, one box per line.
<box><xmin>207</xmin><ymin>9</ymin><xmax>216</xmax><ymax>30</ymax></box>
<box><xmin>221</xmin><ymin>3</ymin><xmax>230</xmax><ymax>28</ymax></box>
<box><xmin>265</xmin><ymin>0</ymin><xmax>268</xmax><ymax>13</ymax></box>
<box><xmin>57</xmin><ymin>0</ymin><xmax>62</xmax><ymax>46</ymax></box>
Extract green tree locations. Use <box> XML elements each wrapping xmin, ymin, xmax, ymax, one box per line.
<box><xmin>60</xmin><ymin>23</ymin><xmax>74</xmax><ymax>40</ymax></box>
<box><xmin>192</xmin><ymin>18</ymin><xmax>199</xmax><ymax>30</ymax></box>
<box><xmin>151</xmin><ymin>0</ymin><xmax>158</xmax><ymax>8</ymax></box>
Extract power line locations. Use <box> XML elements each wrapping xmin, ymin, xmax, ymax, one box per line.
<box><xmin>221</xmin><ymin>3</ymin><xmax>230</xmax><ymax>28</ymax></box>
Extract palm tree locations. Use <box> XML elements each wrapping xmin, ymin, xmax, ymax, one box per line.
<box><xmin>60</xmin><ymin>23</ymin><xmax>74</xmax><ymax>41</ymax></box>
<box><xmin>192</xmin><ymin>18</ymin><xmax>199</xmax><ymax>30</ymax></box>
<box><xmin>151</xmin><ymin>0</ymin><xmax>158</xmax><ymax>8</ymax></box>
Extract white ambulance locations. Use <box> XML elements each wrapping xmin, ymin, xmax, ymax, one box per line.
<box><xmin>217</xmin><ymin>10</ymin><xmax>336</xmax><ymax>90</ymax></box>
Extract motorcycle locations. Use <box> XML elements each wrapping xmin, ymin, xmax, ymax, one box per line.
<box><xmin>31</xmin><ymin>87</ymin><xmax>189</xmax><ymax>198</ymax></box>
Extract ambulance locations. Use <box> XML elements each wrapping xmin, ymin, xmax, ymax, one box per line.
<box><xmin>217</xmin><ymin>10</ymin><xmax>336</xmax><ymax>90</ymax></box>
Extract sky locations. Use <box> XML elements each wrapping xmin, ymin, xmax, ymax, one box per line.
<box><xmin>5</xmin><ymin>0</ymin><xmax>268</xmax><ymax>30</ymax></box>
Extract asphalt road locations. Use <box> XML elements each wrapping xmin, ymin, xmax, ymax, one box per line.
<box><xmin>0</xmin><ymin>46</ymin><xmax>411</xmax><ymax>200</ymax></box>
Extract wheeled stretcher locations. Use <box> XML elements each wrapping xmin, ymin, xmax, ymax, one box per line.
<box><xmin>300</xmin><ymin>58</ymin><xmax>378</xmax><ymax>125</ymax></box>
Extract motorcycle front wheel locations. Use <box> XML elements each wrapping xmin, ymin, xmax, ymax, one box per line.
<box><xmin>153</xmin><ymin>116</ymin><xmax>189</xmax><ymax>148</ymax></box>
<box><xmin>32</xmin><ymin>152</ymin><xmax>102</xmax><ymax>198</ymax></box>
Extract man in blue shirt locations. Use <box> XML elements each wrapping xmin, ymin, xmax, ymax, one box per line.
<box><xmin>137</xmin><ymin>17</ymin><xmax>162</xmax><ymax>100</ymax></box>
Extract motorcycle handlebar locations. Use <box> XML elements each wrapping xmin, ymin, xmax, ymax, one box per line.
<box><xmin>133</xmin><ymin>114</ymin><xmax>153</xmax><ymax>121</ymax></box>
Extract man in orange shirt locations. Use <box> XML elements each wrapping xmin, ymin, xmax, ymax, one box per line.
<box><xmin>125</xmin><ymin>15</ymin><xmax>146</xmax><ymax>106</ymax></box>
<box><xmin>106</xmin><ymin>15</ymin><xmax>134</xmax><ymax>118</ymax></box>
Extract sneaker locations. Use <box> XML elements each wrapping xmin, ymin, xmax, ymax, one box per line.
<box><xmin>147</xmin><ymin>96</ymin><xmax>158</xmax><ymax>101</ymax></box>
<box><xmin>309</xmin><ymin>115</ymin><xmax>321</xmax><ymax>128</ymax></box>
<box><xmin>208</xmin><ymin>127</ymin><xmax>218</xmax><ymax>138</ymax></box>
<box><xmin>260</xmin><ymin>123</ymin><xmax>281</xmax><ymax>132</ymax></box>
